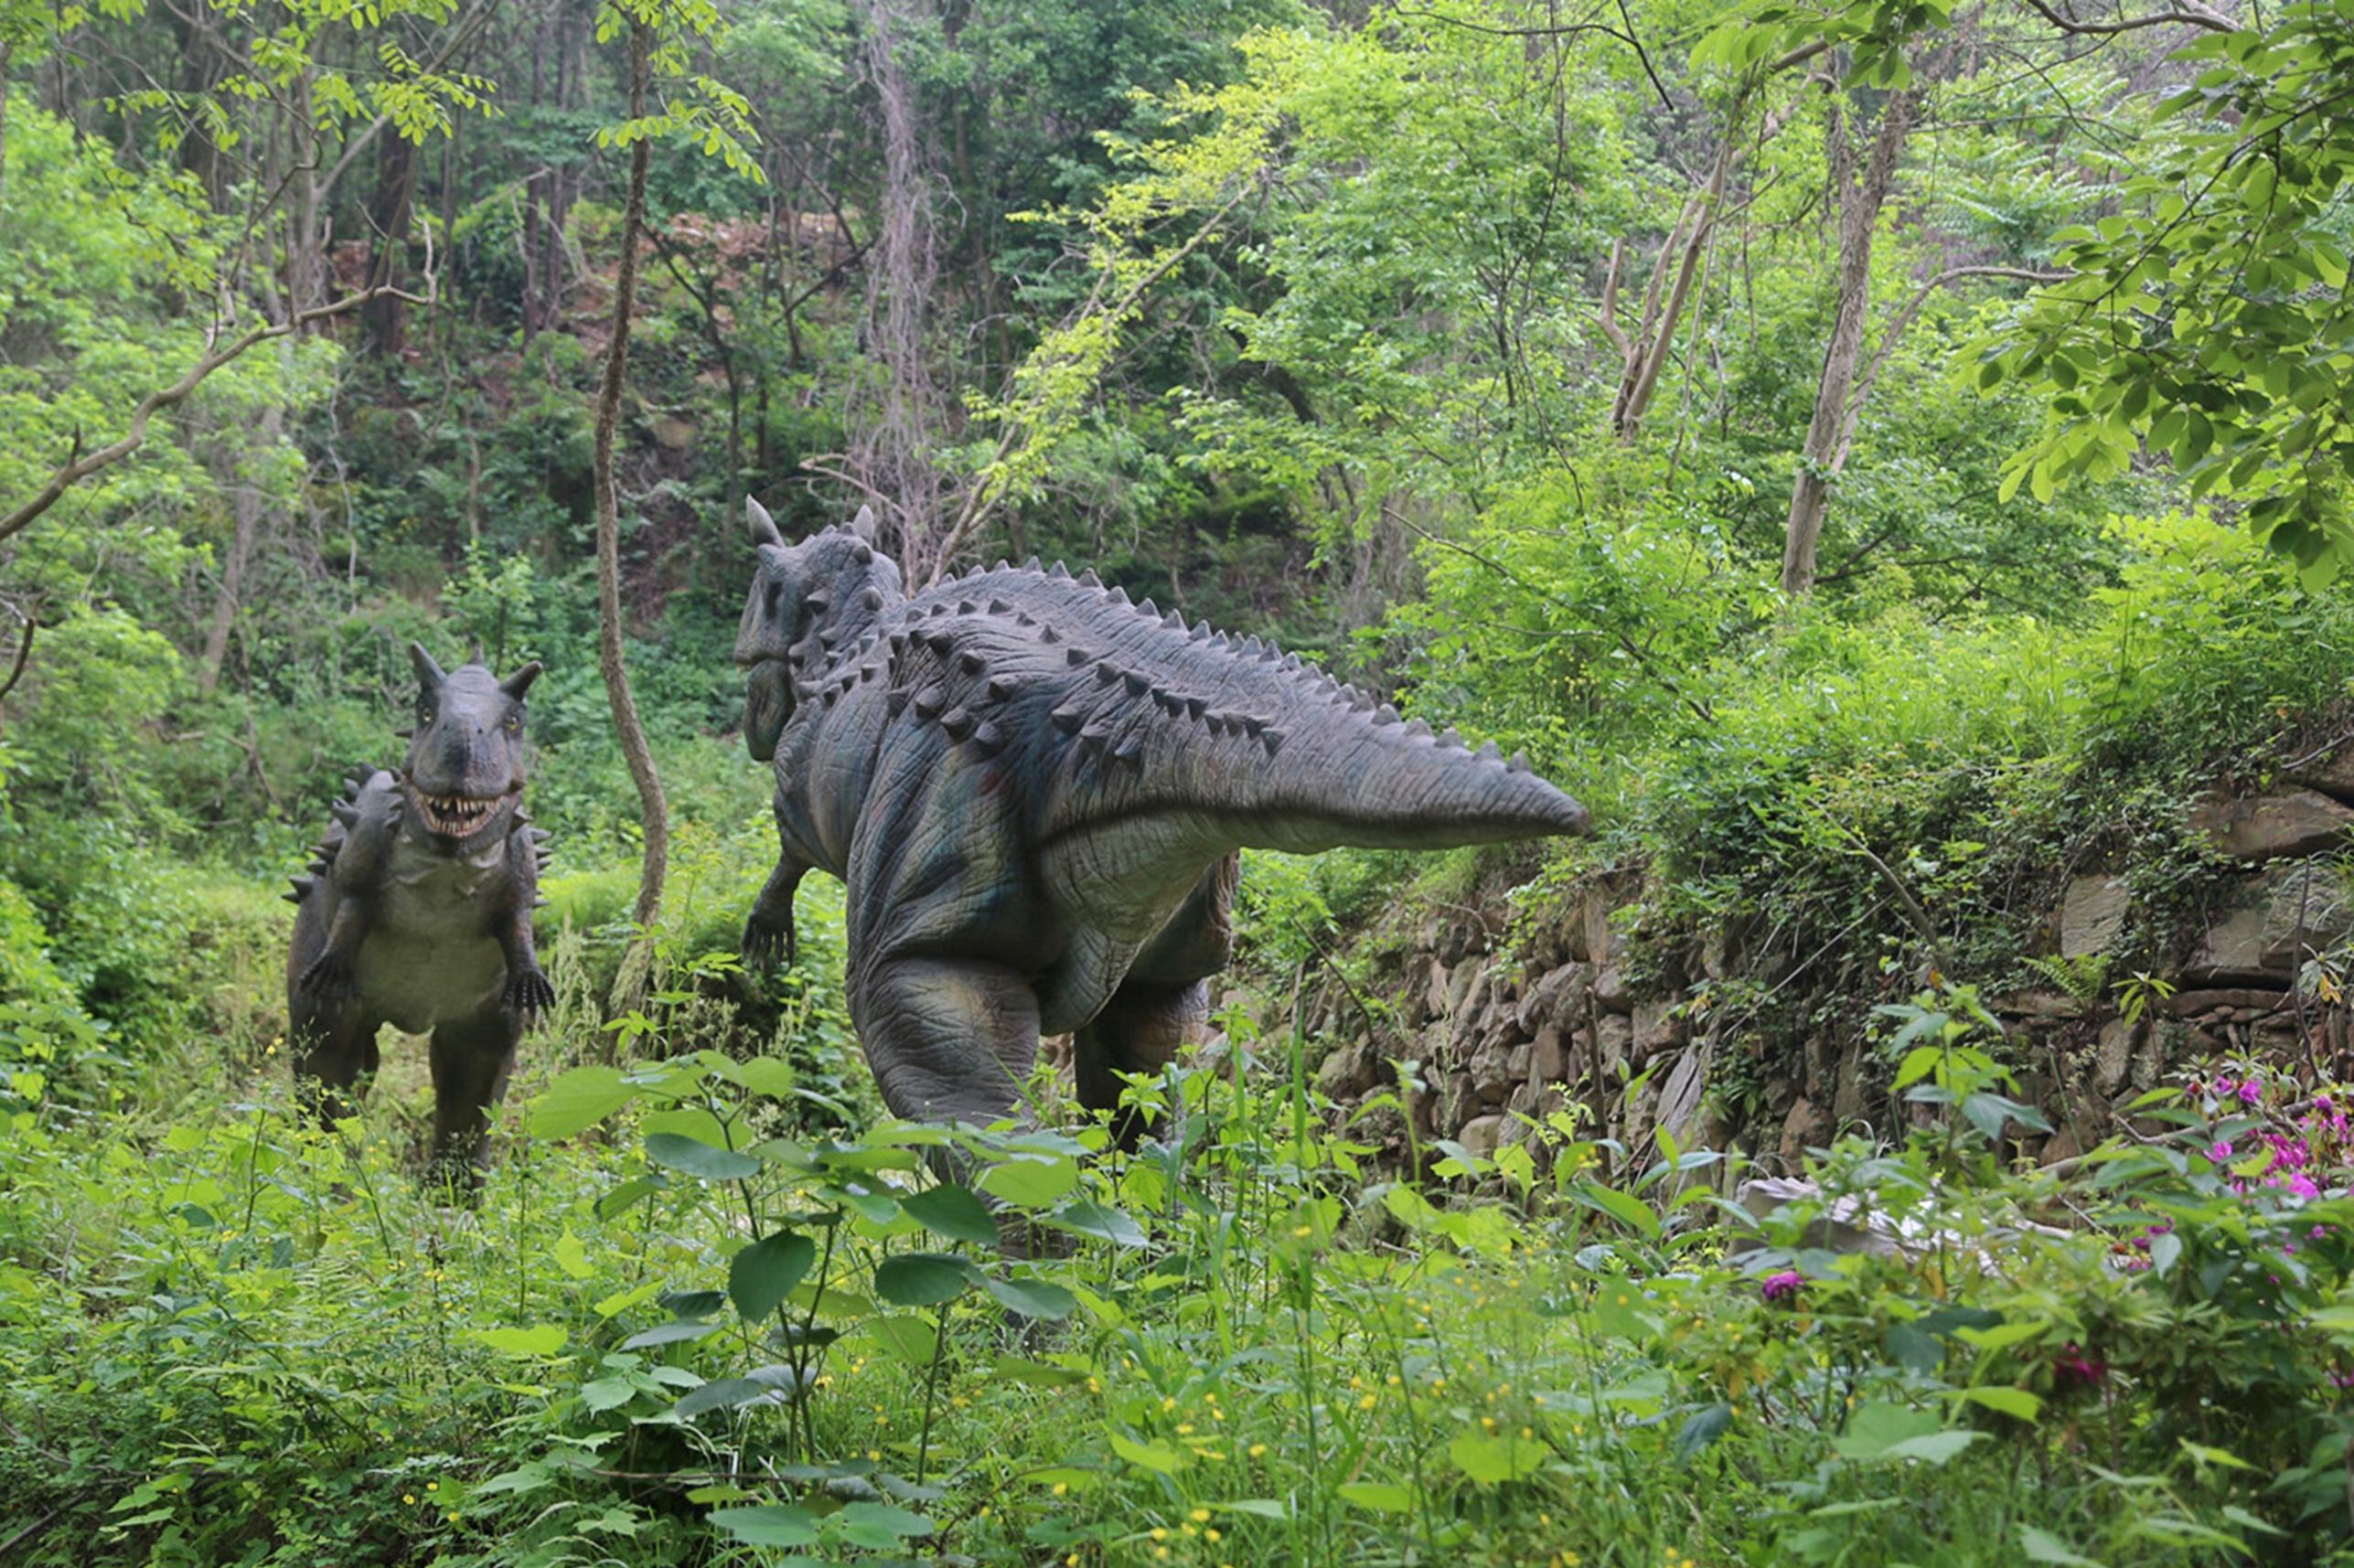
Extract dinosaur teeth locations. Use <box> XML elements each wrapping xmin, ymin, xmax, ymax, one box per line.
<box><xmin>416</xmin><ymin>792</ymin><xmax>502</xmax><ymax>836</ymax></box>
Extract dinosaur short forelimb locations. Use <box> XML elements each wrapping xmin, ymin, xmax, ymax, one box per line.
<box><xmin>742</xmin><ymin>851</ymin><xmax>808</xmax><ymax>967</ymax></box>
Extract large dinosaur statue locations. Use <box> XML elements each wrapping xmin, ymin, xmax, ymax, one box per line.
<box><xmin>284</xmin><ymin>645</ymin><xmax>554</xmax><ymax>1179</ymax></box>
<box><xmin>733</xmin><ymin>497</ymin><xmax>1589</xmax><ymax>1143</ymax></box>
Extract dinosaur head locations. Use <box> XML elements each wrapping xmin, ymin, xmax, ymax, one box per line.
<box><xmin>734</xmin><ymin>496</ymin><xmax>903</xmax><ymax>762</ymax></box>
<box><xmin>402</xmin><ymin>643</ymin><xmax>540</xmax><ymax>846</ymax></box>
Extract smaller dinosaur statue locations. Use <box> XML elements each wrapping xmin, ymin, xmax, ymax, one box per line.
<box><xmin>284</xmin><ymin>644</ymin><xmax>553</xmax><ymax>1180</ymax></box>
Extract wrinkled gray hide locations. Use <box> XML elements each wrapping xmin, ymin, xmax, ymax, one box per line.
<box><xmin>733</xmin><ymin>498</ymin><xmax>1591</xmax><ymax>1145</ymax></box>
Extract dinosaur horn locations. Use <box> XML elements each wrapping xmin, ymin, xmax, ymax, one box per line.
<box><xmin>409</xmin><ymin>642</ymin><xmax>447</xmax><ymax>690</ymax></box>
<box><xmin>747</xmin><ymin>495</ymin><xmax>785</xmax><ymax>548</ymax></box>
<box><xmin>499</xmin><ymin>660</ymin><xmax>544</xmax><ymax>699</ymax></box>
<box><xmin>849</xmin><ymin>504</ymin><xmax>877</xmax><ymax>542</ymax></box>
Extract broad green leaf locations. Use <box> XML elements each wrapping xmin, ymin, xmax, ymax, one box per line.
<box><xmin>868</xmin><ymin>1314</ymin><xmax>939</xmax><ymax>1365</ymax></box>
<box><xmin>1449</xmin><ymin>1431</ymin><xmax>1545</xmax><ymax>1485</ymax></box>
<box><xmin>873</xmin><ymin>1252</ymin><xmax>973</xmax><ymax>1308</ymax></box>
<box><xmin>1675</xmin><ymin>1403</ymin><xmax>1733</xmax><ymax>1460</ymax></box>
<box><xmin>979</xmin><ymin>1157</ymin><xmax>1079</xmax><ymax>1208</ymax></box>
<box><xmin>729</xmin><ymin>1231</ymin><xmax>817</xmax><ymax>1322</ymax></box>
<box><xmin>1336</xmin><ymin>1482</ymin><xmax>1416</xmax><ymax>1513</ymax></box>
<box><xmin>2019</xmin><ymin>1525</ymin><xmax>2105</xmax><ymax>1565</ymax></box>
<box><xmin>709</xmin><ymin>1504</ymin><xmax>820</xmax><ymax>1547</ymax></box>
<box><xmin>1111</xmin><ymin>1432</ymin><xmax>1187</xmax><ymax>1474</ymax></box>
<box><xmin>471</xmin><ymin>1324</ymin><xmax>567</xmax><ymax>1357</ymax></box>
<box><xmin>1959</xmin><ymin>1386</ymin><xmax>2041</xmax><ymax>1422</ymax></box>
<box><xmin>645</xmin><ymin>1132</ymin><xmax>757</xmax><ymax>1182</ymax></box>
<box><xmin>1830</xmin><ymin>1402</ymin><xmax>1940</xmax><ymax>1461</ymax></box>
<box><xmin>1043</xmin><ymin>1200</ymin><xmax>1148</xmax><ymax>1248</ymax></box>
<box><xmin>836</xmin><ymin>1502</ymin><xmax>934</xmax><ymax>1543</ymax></box>
<box><xmin>979</xmin><ymin>1271</ymin><xmax>1077</xmax><ymax>1320</ymax></box>
<box><xmin>530</xmin><ymin>1065</ymin><xmax>636</xmax><ymax>1139</ymax></box>
<box><xmin>900</xmin><ymin>1182</ymin><xmax>999</xmax><ymax>1245</ymax></box>
<box><xmin>1879</xmin><ymin>1431</ymin><xmax>1983</xmax><ymax>1466</ymax></box>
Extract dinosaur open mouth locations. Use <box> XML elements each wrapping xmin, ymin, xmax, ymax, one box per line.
<box><xmin>415</xmin><ymin>791</ymin><xmax>507</xmax><ymax>836</ymax></box>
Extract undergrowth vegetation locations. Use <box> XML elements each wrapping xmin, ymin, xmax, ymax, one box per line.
<box><xmin>7</xmin><ymin>938</ymin><xmax>2354</xmax><ymax>1566</ymax></box>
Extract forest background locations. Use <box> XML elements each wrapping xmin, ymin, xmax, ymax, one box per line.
<box><xmin>7</xmin><ymin>0</ymin><xmax>2354</xmax><ymax>1563</ymax></box>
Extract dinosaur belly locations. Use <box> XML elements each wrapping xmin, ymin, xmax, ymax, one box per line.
<box><xmin>357</xmin><ymin>930</ymin><xmax>504</xmax><ymax>1032</ymax></box>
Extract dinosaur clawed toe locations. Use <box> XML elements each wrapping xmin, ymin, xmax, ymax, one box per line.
<box><xmin>506</xmin><ymin>965</ymin><xmax>556</xmax><ymax>1017</ymax></box>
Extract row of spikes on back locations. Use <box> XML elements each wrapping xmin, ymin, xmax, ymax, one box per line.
<box><xmin>281</xmin><ymin>766</ymin><xmax>553</xmax><ymax>905</ymax></box>
<box><xmin>793</xmin><ymin>560</ymin><xmax>1537</xmax><ymax>774</ymax></box>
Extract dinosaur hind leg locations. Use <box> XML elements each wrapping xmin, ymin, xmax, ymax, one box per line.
<box><xmin>1074</xmin><ymin>855</ymin><xmax>1235</xmax><ymax>1147</ymax></box>
<box><xmin>851</xmin><ymin>955</ymin><xmax>1043</xmax><ymax>1129</ymax></box>
<box><xmin>1074</xmin><ymin>977</ymin><xmax>1212</xmax><ymax>1148</ymax></box>
<box><xmin>290</xmin><ymin>987</ymin><xmax>381</xmax><ymax>1130</ymax></box>
<box><xmin>425</xmin><ymin>1007</ymin><xmax>521</xmax><ymax>1194</ymax></box>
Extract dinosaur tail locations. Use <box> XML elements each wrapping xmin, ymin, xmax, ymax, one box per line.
<box><xmin>1224</xmin><ymin>715</ymin><xmax>1589</xmax><ymax>854</ymax></box>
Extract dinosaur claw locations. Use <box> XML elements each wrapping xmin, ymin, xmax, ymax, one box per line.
<box><xmin>741</xmin><ymin>911</ymin><xmax>797</xmax><ymax>970</ymax></box>
<box><xmin>507</xmin><ymin>965</ymin><xmax>556</xmax><ymax>1017</ymax></box>
<box><xmin>298</xmin><ymin>952</ymin><xmax>358</xmax><ymax>1001</ymax></box>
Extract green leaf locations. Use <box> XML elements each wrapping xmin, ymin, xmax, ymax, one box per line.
<box><xmin>979</xmin><ymin>1157</ymin><xmax>1079</xmax><ymax>1208</ymax></box>
<box><xmin>1675</xmin><ymin>1403</ymin><xmax>1733</xmax><ymax>1461</ymax></box>
<box><xmin>835</xmin><ymin>1501</ymin><xmax>934</xmax><ymax>1542</ymax></box>
<box><xmin>675</xmin><ymin>1366</ymin><xmax>806</xmax><ymax>1416</ymax></box>
<box><xmin>1880</xmin><ymin>1431</ymin><xmax>1983</xmax><ymax>1466</ymax></box>
<box><xmin>1959</xmin><ymin>1386</ymin><xmax>2041</xmax><ymax>1422</ymax></box>
<box><xmin>645</xmin><ymin>1132</ymin><xmax>757</xmax><ymax>1182</ymax></box>
<box><xmin>471</xmin><ymin>1324</ymin><xmax>567</xmax><ymax>1357</ymax></box>
<box><xmin>1043</xmin><ymin>1200</ymin><xmax>1149</xmax><ymax>1248</ymax></box>
<box><xmin>1449</xmin><ymin>1431</ymin><xmax>1546</xmax><ymax>1485</ymax></box>
<box><xmin>868</xmin><ymin>1314</ymin><xmax>939</xmax><ymax>1366</ymax></box>
<box><xmin>729</xmin><ymin>1231</ymin><xmax>817</xmax><ymax>1322</ymax></box>
<box><xmin>979</xmin><ymin>1270</ymin><xmax>1077</xmax><ymax>1320</ymax></box>
<box><xmin>901</xmin><ymin>1182</ymin><xmax>1000</xmax><ymax>1245</ymax></box>
<box><xmin>1830</xmin><ymin>1402</ymin><xmax>1940</xmax><ymax>1461</ymax></box>
<box><xmin>1336</xmin><ymin>1481</ymin><xmax>1416</xmax><ymax>1512</ymax></box>
<box><xmin>873</xmin><ymin>1253</ymin><xmax>973</xmax><ymax>1308</ymax></box>
<box><xmin>1571</xmin><ymin>1182</ymin><xmax>1661</xmax><ymax>1239</ymax></box>
<box><xmin>709</xmin><ymin>1504</ymin><xmax>820</xmax><ymax>1547</ymax></box>
<box><xmin>530</xmin><ymin>1065</ymin><xmax>636</xmax><ymax>1139</ymax></box>
<box><xmin>1111</xmin><ymin>1432</ymin><xmax>1187</xmax><ymax>1474</ymax></box>
<box><xmin>620</xmin><ymin>1319</ymin><xmax>722</xmax><ymax>1349</ymax></box>
<box><xmin>2019</xmin><ymin>1525</ymin><xmax>2105</xmax><ymax>1565</ymax></box>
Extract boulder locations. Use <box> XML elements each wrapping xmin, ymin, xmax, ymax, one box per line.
<box><xmin>1529</xmin><ymin>1025</ymin><xmax>1568</xmax><ymax>1085</ymax></box>
<box><xmin>1596</xmin><ymin>1013</ymin><xmax>1633</xmax><ymax>1075</ymax></box>
<box><xmin>1593</xmin><ymin>965</ymin><xmax>1632</xmax><ymax>1013</ymax></box>
<box><xmin>1655</xmin><ymin>1041</ymin><xmax>1709</xmax><ymax>1147</ymax></box>
<box><xmin>2094</xmin><ymin>1018</ymin><xmax>2137</xmax><ymax>1096</ymax></box>
<box><xmin>2190</xmin><ymin>788</ymin><xmax>2354</xmax><ymax>861</ymax></box>
<box><xmin>1632</xmin><ymin>1001</ymin><xmax>1685</xmax><ymax>1064</ymax></box>
<box><xmin>1458</xmin><ymin>1114</ymin><xmax>1505</xmax><ymax>1159</ymax></box>
<box><xmin>2060</xmin><ymin>874</ymin><xmax>2131</xmax><ymax>957</ymax></box>
<box><xmin>1778</xmin><ymin>1097</ymin><xmax>1831</xmax><ymax>1168</ymax></box>
<box><xmin>2188</xmin><ymin>860</ymin><xmax>2352</xmax><ymax>980</ymax></box>
<box><xmin>1516</xmin><ymin>963</ymin><xmax>1589</xmax><ymax>1032</ymax></box>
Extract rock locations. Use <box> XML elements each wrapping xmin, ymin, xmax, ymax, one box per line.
<box><xmin>2040</xmin><ymin>1126</ymin><xmax>2082</xmax><ymax>1167</ymax></box>
<box><xmin>1831</xmin><ymin>1038</ymin><xmax>1869</xmax><ymax>1125</ymax></box>
<box><xmin>1447</xmin><ymin>959</ymin><xmax>1483</xmax><ymax>1017</ymax></box>
<box><xmin>1778</xmin><ymin>1097</ymin><xmax>1831</xmax><ymax>1168</ymax></box>
<box><xmin>2162</xmin><ymin>987</ymin><xmax>2289</xmax><ymax>1019</ymax></box>
<box><xmin>1423</xmin><ymin>960</ymin><xmax>1450</xmax><ymax>1022</ymax></box>
<box><xmin>2190</xmin><ymin>788</ymin><xmax>2354</xmax><ymax>861</ymax></box>
<box><xmin>1996</xmin><ymin>990</ymin><xmax>2084</xmax><ymax>1020</ymax></box>
<box><xmin>1596</xmin><ymin>1013</ymin><xmax>1633</xmax><ymax>1075</ymax></box>
<box><xmin>1655</xmin><ymin>1042</ymin><xmax>1709</xmax><ymax>1147</ymax></box>
<box><xmin>1516</xmin><ymin>963</ymin><xmax>1589</xmax><ymax>1032</ymax></box>
<box><xmin>1632</xmin><ymin>1001</ymin><xmax>1684</xmax><ymax>1064</ymax></box>
<box><xmin>2131</xmin><ymin>1026</ymin><xmax>2166</xmax><ymax>1092</ymax></box>
<box><xmin>1529</xmin><ymin>1025</ymin><xmax>1568</xmax><ymax>1084</ymax></box>
<box><xmin>2184</xmin><ymin>861</ymin><xmax>2350</xmax><ymax>981</ymax></box>
<box><xmin>1581</xmin><ymin>888</ymin><xmax>1619</xmax><ymax>968</ymax></box>
<box><xmin>1468</xmin><ymin>1043</ymin><xmax>1515</xmax><ymax>1105</ymax></box>
<box><xmin>1458</xmin><ymin>1114</ymin><xmax>1505</xmax><ymax>1159</ymax></box>
<box><xmin>2094</xmin><ymin>1018</ymin><xmax>2137</xmax><ymax>1096</ymax></box>
<box><xmin>1504</xmin><ymin>1041</ymin><xmax>1533</xmax><ymax>1081</ymax></box>
<box><xmin>2287</xmin><ymin>743</ymin><xmax>2354</xmax><ymax>802</ymax></box>
<box><xmin>1437</xmin><ymin>920</ymin><xmax>1474</xmax><ymax>966</ymax></box>
<box><xmin>1593</xmin><ymin>965</ymin><xmax>1632</xmax><ymax>1013</ymax></box>
<box><xmin>2060</xmin><ymin>874</ymin><xmax>2131</xmax><ymax>957</ymax></box>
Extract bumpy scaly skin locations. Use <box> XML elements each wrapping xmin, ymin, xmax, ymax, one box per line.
<box><xmin>734</xmin><ymin>498</ymin><xmax>1590</xmax><ymax>1145</ymax></box>
<box><xmin>284</xmin><ymin>645</ymin><xmax>553</xmax><ymax>1183</ymax></box>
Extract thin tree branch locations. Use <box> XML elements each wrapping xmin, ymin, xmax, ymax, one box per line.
<box><xmin>2018</xmin><ymin>0</ymin><xmax>2233</xmax><ymax>36</ymax></box>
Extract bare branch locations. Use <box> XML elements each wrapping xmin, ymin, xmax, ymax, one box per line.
<box><xmin>2018</xmin><ymin>0</ymin><xmax>2234</xmax><ymax>36</ymax></box>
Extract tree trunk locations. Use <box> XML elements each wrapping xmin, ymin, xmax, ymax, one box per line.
<box><xmin>593</xmin><ymin>19</ymin><xmax>669</xmax><ymax>982</ymax></box>
<box><xmin>1780</xmin><ymin>89</ymin><xmax>1915</xmax><ymax>598</ymax></box>
<box><xmin>364</xmin><ymin>131</ymin><xmax>416</xmax><ymax>356</ymax></box>
<box><xmin>197</xmin><ymin>399</ymin><xmax>284</xmax><ymax>694</ymax></box>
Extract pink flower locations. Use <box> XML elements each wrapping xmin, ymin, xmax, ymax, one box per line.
<box><xmin>2055</xmin><ymin>1344</ymin><xmax>2108</xmax><ymax>1389</ymax></box>
<box><xmin>1760</xmin><ymin>1270</ymin><xmax>1803</xmax><ymax>1306</ymax></box>
<box><xmin>2209</xmin><ymin>1141</ymin><xmax>2234</xmax><ymax>1161</ymax></box>
<box><xmin>2289</xmin><ymin>1174</ymin><xmax>2322</xmax><ymax>1199</ymax></box>
<box><xmin>2242</xmin><ymin>1080</ymin><xmax>2263</xmax><ymax>1105</ymax></box>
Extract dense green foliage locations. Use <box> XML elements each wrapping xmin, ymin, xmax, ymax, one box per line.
<box><xmin>8</xmin><ymin>0</ymin><xmax>2354</xmax><ymax>1562</ymax></box>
